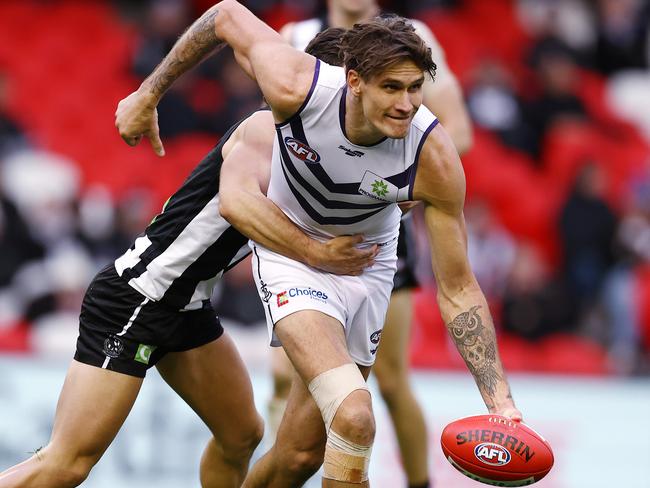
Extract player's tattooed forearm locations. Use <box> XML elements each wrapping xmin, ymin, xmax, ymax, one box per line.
<box><xmin>446</xmin><ymin>305</ymin><xmax>502</xmax><ymax>397</ymax></box>
<box><xmin>148</xmin><ymin>8</ymin><xmax>224</xmax><ymax>97</ymax></box>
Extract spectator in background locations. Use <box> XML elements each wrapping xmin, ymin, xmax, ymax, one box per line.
<box><xmin>501</xmin><ymin>243</ymin><xmax>575</xmax><ymax>340</ymax></box>
<box><xmin>517</xmin><ymin>0</ymin><xmax>596</xmax><ymax>64</ymax></box>
<box><xmin>0</xmin><ymin>194</ymin><xmax>43</xmax><ymax>290</ymax></box>
<box><xmin>467</xmin><ymin>59</ymin><xmax>538</xmax><ymax>156</ymax></box>
<box><xmin>76</xmin><ymin>186</ymin><xmax>155</xmax><ymax>266</ymax></box>
<box><xmin>465</xmin><ymin>199</ymin><xmax>516</xmax><ymax>302</ymax></box>
<box><xmin>525</xmin><ymin>37</ymin><xmax>587</xmax><ymax>158</ymax></box>
<box><xmin>202</xmin><ymin>55</ymin><xmax>262</xmax><ymax>135</ymax></box>
<box><xmin>132</xmin><ymin>0</ymin><xmax>202</xmax><ymax>137</ymax></box>
<box><xmin>602</xmin><ymin>169</ymin><xmax>650</xmax><ymax>374</ymax></box>
<box><xmin>593</xmin><ymin>0</ymin><xmax>650</xmax><ymax>75</ymax></box>
<box><xmin>559</xmin><ymin>162</ymin><xmax>618</xmax><ymax>330</ymax></box>
<box><xmin>132</xmin><ymin>0</ymin><xmax>192</xmax><ymax>77</ymax></box>
<box><xmin>0</xmin><ymin>150</ymin><xmax>91</xmax><ymax>328</ymax></box>
<box><xmin>0</xmin><ymin>72</ymin><xmax>29</xmax><ymax>157</ymax></box>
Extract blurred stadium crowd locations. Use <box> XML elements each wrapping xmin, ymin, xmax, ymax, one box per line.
<box><xmin>0</xmin><ymin>0</ymin><xmax>649</xmax><ymax>375</ymax></box>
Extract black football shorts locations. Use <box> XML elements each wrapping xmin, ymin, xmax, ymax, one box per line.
<box><xmin>393</xmin><ymin>218</ymin><xmax>419</xmax><ymax>292</ymax></box>
<box><xmin>74</xmin><ymin>264</ymin><xmax>223</xmax><ymax>378</ymax></box>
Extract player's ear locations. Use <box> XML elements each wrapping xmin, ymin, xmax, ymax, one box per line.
<box><xmin>347</xmin><ymin>69</ymin><xmax>362</xmax><ymax>97</ymax></box>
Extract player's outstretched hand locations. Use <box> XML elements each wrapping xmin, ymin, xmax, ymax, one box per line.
<box><xmin>115</xmin><ymin>90</ymin><xmax>165</xmax><ymax>156</ymax></box>
<box><xmin>312</xmin><ymin>234</ymin><xmax>378</xmax><ymax>276</ymax></box>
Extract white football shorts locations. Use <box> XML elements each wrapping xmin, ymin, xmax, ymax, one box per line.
<box><xmin>250</xmin><ymin>239</ymin><xmax>398</xmax><ymax>366</ymax></box>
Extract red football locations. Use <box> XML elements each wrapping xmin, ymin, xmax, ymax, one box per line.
<box><xmin>441</xmin><ymin>414</ymin><xmax>554</xmax><ymax>486</ymax></box>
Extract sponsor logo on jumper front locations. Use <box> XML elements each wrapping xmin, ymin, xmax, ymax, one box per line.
<box><xmin>456</xmin><ymin>429</ymin><xmax>536</xmax><ymax>463</ymax></box>
<box><xmin>358</xmin><ymin>170</ymin><xmax>398</xmax><ymax>202</ymax></box>
<box><xmin>286</xmin><ymin>287</ymin><xmax>328</xmax><ymax>303</ymax></box>
<box><xmin>103</xmin><ymin>335</ymin><xmax>124</xmax><ymax>358</ymax></box>
<box><xmin>277</xmin><ymin>291</ymin><xmax>289</xmax><ymax>307</ymax></box>
<box><xmin>474</xmin><ymin>442</ymin><xmax>511</xmax><ymax>466</ymax></box>
<box><xmin>285</xmin><ymin>137</ymin><xmax>320</xmax><ymax>164</ymax></box>
<box><xmin>338</xmin><ymin>145</ymin><xmax>365</xmax><ymax>157</ymax></box>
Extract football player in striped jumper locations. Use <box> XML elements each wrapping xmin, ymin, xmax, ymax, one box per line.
<box><xmin>0</xmin><ymin>31</ymin><xmax>377</xmax><ymax>488</ymax></box>
<box><xmin>115</xmin><ymin>3</ymin><xmax>521</xmax><ymax>487</ymax></box>
<box><xmin>273</xmin><ymin>3</ymin><xmax>473</xmax><ymax>487</ymax></box>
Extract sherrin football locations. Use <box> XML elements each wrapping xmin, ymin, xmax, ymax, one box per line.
<box><xmin>441</xmin><ymin>414</ymin><xmax>554</xmax><ymax>486</ymax></box>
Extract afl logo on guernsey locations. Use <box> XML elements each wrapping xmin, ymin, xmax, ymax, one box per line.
<box><xmin>284</xmin><ymin>137</ymin><xmax>320</xmax><ymax>164</ymax></box>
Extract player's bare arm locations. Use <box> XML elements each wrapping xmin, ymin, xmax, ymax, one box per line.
<box><xmin>412</xmin><ymin>19</ymin><xmax>473</xmax><ymax>155</ymax></box>
<box><xmin>116</xmin><ymin>0</ymin><xmax>317</xmax><ymax>154</ymax></box>
<box><xmin>219</xmin><ymin>111</ymin><xmax>377</xmax><ymax>276</ymax></box>
<box><xmin>412</xmin><ymin>123</ymin><xmax>520</xmax><ymax>420</ymax></box>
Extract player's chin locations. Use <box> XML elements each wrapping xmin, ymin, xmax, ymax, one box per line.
<box><xmin>383</xmin><ymin>117</ymin><xmax>410</xmax><ymax>139</ymax></box>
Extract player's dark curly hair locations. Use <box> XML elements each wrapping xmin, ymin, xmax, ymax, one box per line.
<box><xmin>305</xmin><ymin>27</ymin><xmax>346</xmax><ymax>66</ymax></box>
<box><xmin>340</xmin><ymin>15</ymin><xmax>436</xmax><ymax>81</ymax></box>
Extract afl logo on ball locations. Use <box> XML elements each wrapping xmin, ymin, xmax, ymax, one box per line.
<box><xmin>284</xmin><ymin>137</ymin><xmax>320</xmax><ymax>164</ymax></box>
<box><xmin>103</xmin><ymin>335</ymin><xmax>124</xmax><ymax>358</ymax></box>
<box><xmin>474</xmin><ymin>442</ymin><xmax>511</xmax><ymax>466</ymax></box>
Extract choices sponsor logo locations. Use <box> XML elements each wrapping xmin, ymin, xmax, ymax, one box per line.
<box><xmin>474</xmin><ymin>442</ymin><xmax>511</xmax><ymax>466</ymax></box>
<box><xmin>286</xmin><ymin>287</ymin><xmax>328</xmax><ymax>303</ymax></box>
<box><xmin>277</xmin><ymin>291</ymin><xmax>289</xmax><ymax>307</ymax></box>
<box><xmin>103</xmin><ymin>335</ymin><xmax>124</xmax><ymax>358</ymax></box>
<box><xmin>284</xmin><ymin>137</ymin><xmax>320</xmax><ymax>164</ymax></box>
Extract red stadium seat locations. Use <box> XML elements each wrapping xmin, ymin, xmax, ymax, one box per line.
<box><xmin>538</xmin><ymin>334</ymin><xmax>609</xmax><ymax>375</ymax></box>
<box><xmin>0</xmin><ymin>321</ymin><xmax>32</xmax><ymax>353</ymax></box>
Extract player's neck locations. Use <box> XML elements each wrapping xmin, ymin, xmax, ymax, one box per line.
<box><xmin>344</xmin><ymin>91</ymin><xmax>385</xmax><ymax>146</ymax></box>
<box><xmin>327</xmin><ymin>5</ymin><xmax>380</xmax><ymax>30</ymax></box>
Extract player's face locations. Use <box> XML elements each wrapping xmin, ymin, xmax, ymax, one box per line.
<box><xmin>330</xmin><ymin>0</ymin><xmax>377</xmax><ymax>16</ymax></box>
<box><xmin>358</xmin><ymin>60</ymin><xmax>425</xmax><ymax>139</ymax></box>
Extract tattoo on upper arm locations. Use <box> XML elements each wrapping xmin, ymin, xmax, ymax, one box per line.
<box><xmin>148</xmin><ymin>8</ymin><xmax>223</xmax><ymax>97</ymax></box>
<box><xmin>447</xmin><ymin>305</ymin><xmax>501</xmax><ymax>397</ymax></box>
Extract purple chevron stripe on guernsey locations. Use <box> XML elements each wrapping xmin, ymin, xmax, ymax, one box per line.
<box><xmin>408</xmin><ymin>119</ymin><xmax>439</xmax><ymax>200</ymax></box>
<box><xmin>276</xmin><ymin>59</ymin><xmax>321</xmax><ymax>127</ymax></box>
<box><xmin>278</xmin><ymin>153</ymin><xmax>388</xmax><ymax>225</ymax></box>
<box><xmin>277</xmin><ymin>131</ymin><xmax>387</xmax><ymax>210</ymax></box>
<box><xmin>288</xmin><ymin>117</ymin><xmax>412</xmax><ymax>195</ymax></box>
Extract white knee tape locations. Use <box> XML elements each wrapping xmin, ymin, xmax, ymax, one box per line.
<box><xmin>323</xmin><ymin>429</ymin><xmax>372</xmax><ymax>483</ymax></box>
<box><xmin>308</xmin><ymin>363</ymin><xmax>368</xmax><ymax>432</ymax></box>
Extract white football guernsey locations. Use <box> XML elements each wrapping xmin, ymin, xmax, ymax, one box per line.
<box><xmin>253</xmin><ymin>61</ymin><xmax>438</xmax><ymax>364</ymax></box>
<box><xmin>267</xmin><ymin>60</ymin><xmax>438</xmax><ymax>249</ymax></box>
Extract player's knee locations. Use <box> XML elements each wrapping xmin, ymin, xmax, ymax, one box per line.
<box><xmin>332</xmin><ymin>394</ymin><xmax>375</xmax><ymax>446</ymax></box>
<box><xmin>323</xmin><ymin>429</ymin><xmax>373</xmax><ymax>484</ymax></box>
<box><xmin>222</xmin><ymin>413</ymin><xmax>264</xmax><ymax>462</ymax></box>
<box><xmin>282</xmin><ymin>445</ymin><xmax>325</xmax><ymax>478</ymax></box>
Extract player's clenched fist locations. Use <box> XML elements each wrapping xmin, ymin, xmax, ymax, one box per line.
<box><xmin>115</xmin><ymin>90</ymin><xmax>165</xmax><ymax>156</ymax></box>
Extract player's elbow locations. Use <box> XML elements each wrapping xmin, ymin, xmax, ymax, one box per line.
<box><xmin>218</xmin><ymin>190</ymin><xmax>239</xmax><ymax>224</ymax></box>
<box><xmin>211</xmin><ymin>0</ymin><xmax>240</xmax><ymax>38</ymax></box>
